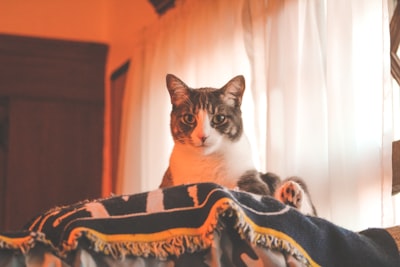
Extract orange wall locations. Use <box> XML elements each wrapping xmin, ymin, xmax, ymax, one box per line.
<box><xmin>0</xmin><ymin>0</ymin><xmax>157</xmax><ymax>70</ymax></box>
<box><xmin>0</xmin><ymin>0</ymin><xmax>109</xmax><ymax>42</ymax></box>
<box><xmin>107</xmin><ymin>0</ymin><xmax>157</xmax><ymax>70</ymax></box>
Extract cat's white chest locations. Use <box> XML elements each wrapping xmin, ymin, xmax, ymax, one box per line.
<box><xmin>169</xmin><ymin>136</ymin><xmax>255</xmax><ymax>189</ymax></box>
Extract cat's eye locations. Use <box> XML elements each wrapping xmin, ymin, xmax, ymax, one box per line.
<box><xmin>182</xmin><ymin>114</ymin><xmax>196</xmax><ymax>124</ymax></box>
<box><xmin>212</xmin><ymin>114</ymin><xmax>226</xmax><ymax>125</ymax></box>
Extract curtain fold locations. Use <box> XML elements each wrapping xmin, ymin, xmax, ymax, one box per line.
<box><xmin>117</xmin><ymin>0</ymin><xmax>395</xmax><ymax>230</ymax></box>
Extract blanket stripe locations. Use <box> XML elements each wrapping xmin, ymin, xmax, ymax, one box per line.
<box><xmin>0</xmin><ymin>182</ymin><xmax>399</xmax><ymax>267</ymax></box>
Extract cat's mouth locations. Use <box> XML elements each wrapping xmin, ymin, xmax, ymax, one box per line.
<box><xmin>192</xmin><ymin>137</ymin><xmax>210</xmax><ymax>148</ymax></box>
<box><xmin>194</xmin><ymin>142</ymin><xmax>209</xmax><ymax>148</ymax></box>
<box><xmin>192</xmin><ymin>139</ymin><xmax>220</xmax><ymax>155</ymax></box>
<box><xmin>190</xmin><ymin>140</ymin><xmax>212</xmax><ymax>152</ymax></box>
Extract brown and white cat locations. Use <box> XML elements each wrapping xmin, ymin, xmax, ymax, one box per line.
<box><xmin>159</xmin><ymin>74</ymin><xmax>316</xmax><ymax>216</ymax></box>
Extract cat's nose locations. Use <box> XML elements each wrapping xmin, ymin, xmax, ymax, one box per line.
<box><xmin>199</xmin><ymin>135</ymin><xmax>208</xmax><ymax>143</ymax></box>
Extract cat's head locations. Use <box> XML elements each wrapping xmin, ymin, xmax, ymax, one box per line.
<box><xmin>166</xmin><ymin>74</ymin><xmax>245</xmax><ymax>155</ymax></box>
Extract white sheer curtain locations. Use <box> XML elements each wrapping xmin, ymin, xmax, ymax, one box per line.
<box><xmin>243</xmin><ymin>0</ymin><xmax>393</xmax><ymax>230</ymax></box>
<box><xmin>118</xmin><ymin>0</ymin><xmax>395</xmax><ymax>231</ymax></box>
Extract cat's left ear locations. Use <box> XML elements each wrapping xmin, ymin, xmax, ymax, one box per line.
<box><xmin>221</xmin><ymin>75</ymin><xmax>245</xmax><ymax>107</ymax></box>
<box><xmin>166</xmin><ymin>74</ymin><xmax>190</xmax><ymax>106</ymax></box>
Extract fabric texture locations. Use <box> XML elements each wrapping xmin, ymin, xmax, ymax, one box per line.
<box><xmin>0</xmin><ymin>183</ymin><xmax>399</xmax><ymax>267</ymax></box>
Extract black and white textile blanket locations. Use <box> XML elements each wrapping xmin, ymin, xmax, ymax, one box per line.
<box><xmin>0</xmin><ymin>182</ymin><xmax>399</xmax><ymax>267</ymax></box>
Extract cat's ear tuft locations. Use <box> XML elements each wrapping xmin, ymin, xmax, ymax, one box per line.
<box><xmin>166</xmin><ymin>74</ymin><xmax>190</xmax><ymax>106</ymax></box>
<box><xmin>221</xmin><ymin>75</ymin><xmax>245</xmax><ymax>107</ymax></box>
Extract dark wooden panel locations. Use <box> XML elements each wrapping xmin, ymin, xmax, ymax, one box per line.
<box><xmin>0</xmin><ymin>34</ymin><xmax>108</xmax><ymax>102</ymax></box>
<box><xmin>0</xmin><ymin>35</ymin><xmax>106</xmax><ymax>231</ymax></box>
<box><xmin>4</xmin><ymin>98</ymin><xmax>103</xmax><ymax>230</ymax></box>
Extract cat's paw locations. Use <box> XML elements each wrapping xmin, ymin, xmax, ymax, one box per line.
<box><xmin>274</xmin><ymin>181</ymin><xmax>304</xmax><ymax>210</ymax></box>
<box><xmin>274</xmin><ymin>180</ymin><xmax>316</xmax><ymax>215</ymax></box>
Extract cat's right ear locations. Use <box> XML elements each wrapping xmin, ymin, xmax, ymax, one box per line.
<box><xmin>166</xmin><ymin>74</ymin><xmax>190</xmax><ymax>106</ymax></box>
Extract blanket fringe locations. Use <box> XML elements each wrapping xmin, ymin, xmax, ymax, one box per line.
<box><xmin>7</xmin><ymin>196</ymin><xmax>310</xmax><ymax>266</ymax></box>
<box><xmin>83</xmin><ymin>230</ymin><xmax>214</xmax><ymax>261</ymax></box>
<box><xmin>225</xmin><ymin>200</ymin><xmax>311</xmax><ymax>267</ymax></box>
<box><xmin>55</xmin><ymin>198</ymin><xmax>311</xmax><ymax>266</ymax></box>
<box><xmin>74</xmin><ymin>199</ymin><xmax>231</xmax><ymax>261</ymax></box>
<box><xmin>0</xmin><ymin>233</ymin><xmax>34</xmax><ymax>254</ymax></box>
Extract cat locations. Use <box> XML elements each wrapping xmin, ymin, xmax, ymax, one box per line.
<box><xmin>159</xmin><ymin>74</ymin><xmax>316</xmax><ymax>216</ymax></box>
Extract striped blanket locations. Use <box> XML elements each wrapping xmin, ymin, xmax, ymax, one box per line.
<box><xmin>0</xmin><ymin>183</ymin><xmax>398</xmax><ymax>266</ymax></box>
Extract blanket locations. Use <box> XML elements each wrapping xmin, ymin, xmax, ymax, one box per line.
<box><xmin>0</xmin><ymin>183</ymin><xmax>399</xmax><ymax>266</ymax></box>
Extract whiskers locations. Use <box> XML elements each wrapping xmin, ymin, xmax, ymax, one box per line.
<box><xmin>174</xmin><ymin>135</ymin><xmax>188</xmax><ymax>144</ymax></box>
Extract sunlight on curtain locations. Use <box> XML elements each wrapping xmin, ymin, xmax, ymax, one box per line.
<box><xmin>328</xmin><ymin>0</ymin><xmax>393</xmax><ymax>229</ymax></box>
<box><xmin>243</xmin><ymin>0</ymin><xmax>393</xmax><ymax>230</ymax></box>
<box><xmin>118</xmin><ymin>0</ymin><xmax>395</xmax><ymax>231</ymax></box>
<box><xmin>244</xmin><ymin>0</ymin><xmax>332</xmax><ymax>222</ymax></box>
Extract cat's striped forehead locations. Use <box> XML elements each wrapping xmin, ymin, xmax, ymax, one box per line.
<box><xmin>166</xmin><ymin>74</ymin><xmax>245</xmax><ymax>109</ymax></box>
<box><xmin>178</xmin><ymin>87</ymin><xmax>223</xmax><ymax>112</ymax></box>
